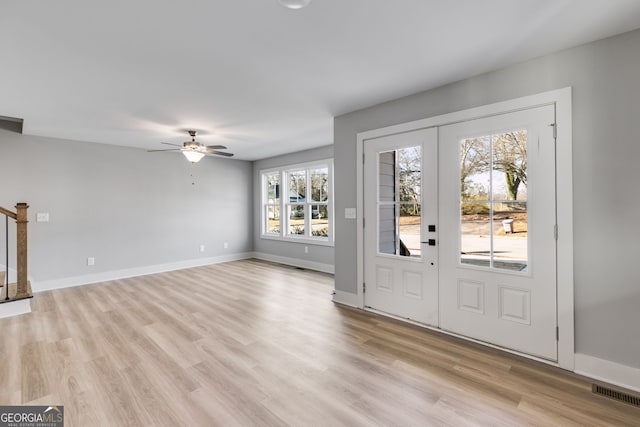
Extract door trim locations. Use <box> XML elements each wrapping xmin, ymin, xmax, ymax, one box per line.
<box><xmin>355</xmin><ymin>87</ymin><xmax>573</xmax><ymax>370</ymax></box>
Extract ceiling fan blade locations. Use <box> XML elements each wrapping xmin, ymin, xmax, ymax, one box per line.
<box><xmin>147</xmin><ymin>148</ymin><xmax>181</xmax><ymax>152</ymax></box>
<box><xmin>206</xmin><ymin>150</ymin><xmax>234</xmax><ymax>157</ymax></box>
<box><xmin>205</xmin><ymin>145</ymin><xmax>227</xmax><ymax>150</ymax></box>
<box><xmin>160</xmin><ymin>142</ymin><xmax>182</xmax><ymax>147</ymax></box>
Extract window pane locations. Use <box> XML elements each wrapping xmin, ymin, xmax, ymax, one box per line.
<box><xmin>460</xmin><ymin>136</ymin><xmax>490</xmax><ymax>202</ymax></box>
<box><xmin>266</xmin><ymin>173</ymin><xmax>280</xmax><ymax>204</ymax></box>
<box><xmin>288</xmin><ymin>204</ymin><xmax>305</xmax><ymax>235</ymax></box>
<box><xmin>311</xmin><ymin>204</ymin><xmax>329</xmax><ymax>238</ymax></box>
<box><xmin>289</xmin><ymin>170</ymin><xmax>306</xmax><ymax>203</ymax></box>
<box><xmin>493</xmin><ymin>202</ymin><xmax>528</xmax><ymax>271</ymax></box>
<box><xmin>460</xmin><ymin>202</ymin><xmax>491</xmax><ymax>267</ymax></box>
<box><xmin>266</xmin><ymin>205</ymin><xmax>280</xmax><ymax>234</ymax></box>
<box><xmin>492</xmin><ymin>131</ymin><xmax>527</xmax><ymax>201</ymax></box>
<box><xmin>310</xmin><ymin>168</ymin><xmax>329</xmax><ymax>202</ymax></box>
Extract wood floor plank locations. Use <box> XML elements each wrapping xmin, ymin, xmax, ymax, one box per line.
<box><xmin>0</xmin><ymin>259</ymin><xmax>638</xmax><ymax>426</ymax></box>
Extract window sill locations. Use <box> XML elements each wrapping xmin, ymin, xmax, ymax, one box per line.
<box><xmin>260</xmin><ymin>234</ymin><xmax>335</xmax><ymax>247</ymax></box>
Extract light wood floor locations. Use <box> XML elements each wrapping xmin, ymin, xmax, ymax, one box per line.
<box><xmin>0</xmin><ymin>259</ymin><xmax>638</xmax><ymax>426</ymax></box>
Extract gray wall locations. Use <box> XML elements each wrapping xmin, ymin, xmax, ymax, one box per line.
<box><xmin>253</xmin><ymin>145</ymin><xmax>334</xmax><ymax>268</ymax></box>
<box><xmin>334</xmin><ymin>29</ymin><xmax>640</xmax><ymax>368</ymax></box>
<box><xmin>0</xmin><ymin>129</ymin><xmax>253</xmax><ymax>285</ymax></box>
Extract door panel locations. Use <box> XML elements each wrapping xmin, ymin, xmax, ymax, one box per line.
<box><xmin>364</xmin><ymin>128</ymin><xmax>438</xmax><ymax>326</ymax></box>
<box><xmin>438</xmin><ymin>106</ymin><xmax>557</xmax><ymax>360</ymax></box>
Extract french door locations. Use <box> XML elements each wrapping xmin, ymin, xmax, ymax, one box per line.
<box><xmin>363</xmin><ymin>128</ymin><xmax>438</xmax><ymax>326</ymax></box>
<box><xmin>363</xmin><ymin>105</ymin><xmax>558</xmax><ymax>361</ymax></box>
<box><xmin>439</xmin><ymin>105</ymin><xmax>557</xmax><ymax>360</ymax></box>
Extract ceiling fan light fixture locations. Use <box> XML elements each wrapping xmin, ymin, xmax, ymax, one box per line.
<box><xmin>278</xmin><ymin>0</ymin><xmax>311</xmax><ymax>10</ymax></box>
<box><xmin>183</xmin><ymin>150</ymin><xmax>205</xmax><ymax>163</ymax></box>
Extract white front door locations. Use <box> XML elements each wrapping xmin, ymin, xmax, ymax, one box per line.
<box><xmin>439</xmin><ymin>105</ymin><xmax>557</xmax><ymax>360</ymax></box>
<box><xmin>363</xmin><ymin>128</ymin><xmax>439</xmax><ymax>325</ymax></box>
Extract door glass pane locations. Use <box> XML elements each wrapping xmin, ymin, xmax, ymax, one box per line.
<box><xmin>493</xmin><ymin>201</ymin><xmax>528</xmax><ymax>271</ymax></box>
<box><xmin>378</xmin><ymin>204</ymin><xmax>396</xmax><ymax>255</ymax></box>
<box><xmin>492</xmin><ymin>130</ymin><xmax>528</xmax><ymax>271</ymax></box>
<box><xmin>400</xmin><ymin>204</ymin><xmax>421</xmax><ymax>257</ymax></box>
<box><xmin>378</xmin><ymin>145</ymin><xmax>422</xmax><ymax>258</ymax></box>
<box><xmin>461</xmin><ymin>136</ymin><xmax>490</xmax><ymax>202</ymax></box>
<box><xmin>459</xmin><ymin>130</ymin><xmax>528</xmax><ymax>271</ymax></box>
<box><xmin>399</xmin><ymin>146</ymin><xmax>422</xmax><ymax>204</ymax></box>
<box><xmin>378</xmin><ymin>151</ymin><xmax>396</xmax><ymax>202</ymax></box>
<box><xmin>399</xmin><ymin>145</ymin><xmax>421</xmax><ymax>257</ymax></box>
<box><xmin>460</xmin><ymin>202</ymin><xmax>491</xmax><ymax>267</ymax></box>
<box><xmin>492</xmin><ymin>131</ymin><xmax>527</xmax><ymax>201</ymax></box>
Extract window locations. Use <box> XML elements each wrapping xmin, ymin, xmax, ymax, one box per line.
<box><xmin>261</xmin><ymin>160</ymin><xmax>333</xmax><ymax>244</ymax></box>
<box><xmin>264</xmin><ymin>171</ymin><xmax>280</xmax><ymax>235</ymax></box>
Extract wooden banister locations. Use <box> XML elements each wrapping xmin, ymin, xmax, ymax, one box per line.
<box><xmin>15</xmin><ymin>203</ymin><xmax>29</xmax><ymax>299</ymax></box>
<box><xmin>0</xmin><ymin>206</ymin><xmax>16</xmax><ymax>220</ymax></box>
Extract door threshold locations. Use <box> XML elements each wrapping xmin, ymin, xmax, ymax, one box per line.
<box><xmin>363</xmin><ymin>306</ymin><xmax>561</xmax><ymax>369</ymax></box>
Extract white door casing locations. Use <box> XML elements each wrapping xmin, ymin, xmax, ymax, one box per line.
<box><xmin>353</xmin><ymin>88</ymin><xmax>573</xmax><ymax>369</ymax></box>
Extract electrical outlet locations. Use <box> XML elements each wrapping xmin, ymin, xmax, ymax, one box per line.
<box><xmin>87</xmin><ymin>257</ymin><xmax>95</xmax><ymax>266</ymax></box>
<box><xmin>223</xmin><ymin>242</ymin><xmax>229</xmax><ymax>249</ymax></box>
<box><xmin>304</xmin><ymin>246</ymin><xmax>309</xmax><ymax>254</ymax></box>
<box><xmin>199</xmin><ymin>244</ymin><xmax>205</xmax><ymax>252</ymax></box>
<box><xmin>36</xmin><ymin>212</ymin><xmax>50</xmax><ymax>222</ymax></box>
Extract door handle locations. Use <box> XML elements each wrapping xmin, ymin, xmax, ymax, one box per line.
<box><xmin>421</xmin><ymin>239</ymin><xmax>436</xmax><ymax>246</ymax></box>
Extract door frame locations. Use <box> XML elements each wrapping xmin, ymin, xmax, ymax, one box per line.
<box><xmin>355</xmin><ymin>87</ymin><xmax>574</xmax><ymax>370</ymax></box>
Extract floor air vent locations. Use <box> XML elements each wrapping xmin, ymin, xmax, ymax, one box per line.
<box><xmin>592</xmin><ymin>384</ymin><xmax>640</xmax><ymax>407</ymax></box>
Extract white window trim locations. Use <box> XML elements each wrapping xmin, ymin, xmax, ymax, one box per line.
<box><xmin>260</xmin><ymin>159</ymin><xmax>334</xmax><ymax>246</ymax></box>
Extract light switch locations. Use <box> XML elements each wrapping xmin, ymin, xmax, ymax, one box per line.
<box><xmin>36</xmin><ymin>212</ymin><xmax>49</xmax><ymax>222</ymax></box>
<box><xmin>344</xmin><ymin>208</ymin><xmax>357</xmax><ymax>219</ymax></box>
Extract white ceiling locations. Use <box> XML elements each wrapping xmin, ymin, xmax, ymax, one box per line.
<box><xmin>3</xmin><ymin>0</ymin><xmax>640</xmax><ymax>161</ymax></box>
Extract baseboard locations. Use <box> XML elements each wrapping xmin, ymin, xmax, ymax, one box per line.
<box><xmin>574</xmin><ymin>353</ymin><xmax>640</xmax><ymax>393</ymax></box>
<box><xmin>0</xmin><ymin>265</ymin><xmax>17</xmax><ymax>283</ymax></box>
<box><xmin>0</xmin><ymin>298</ymin><xmax>31</xmax><ymax>319</ymax></box>
<box><xmin>32</xmin><ymin>252</ymin><xmax>254</xmax><ymax>292</ymax></box>
<box><xmin>252</xmin><ymin>252</ymin><xmax>334</xmax><ymax>274</ymax></box>
<box><xmin>332</xmin><ymin>290</ymin><xmax>359</xmax><ymax>308</ymax></box>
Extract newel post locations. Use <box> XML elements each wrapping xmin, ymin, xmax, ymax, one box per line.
<box><xmin>15</xmin><ymin>203</ymin><xmax>29</xmax><ymax>299</ymax></box>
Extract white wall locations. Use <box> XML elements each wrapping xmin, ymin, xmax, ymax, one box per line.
<box><xmin>0</xmin><ymin>129</ymin><xmax>253</xmax><ymax>288</ymax></box>
<box><xmin>334</xmin><ymin>29</ymin><xmax>640</xmax><ymax>370</ymax></box>
<box><xmin>253</xmin><ymin>145</ymin><xmax>334</xmax><ymax>272</ymax></box>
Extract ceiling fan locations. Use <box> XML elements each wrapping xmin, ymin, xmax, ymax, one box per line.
<box><xmin>148</xmin><ymin>130</ymin><xmax>234</xmax><ymax>162</ymax></box>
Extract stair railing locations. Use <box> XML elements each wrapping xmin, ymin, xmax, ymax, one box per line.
<box><xmin>0</xmin><ymin>203</ymin><xmax>30</xmax><ymax>301</ymax></box>
<box><xmin>4</xmin><ymin>213</ymin><xmax>8</xmax><ymax>300</ymax></box>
